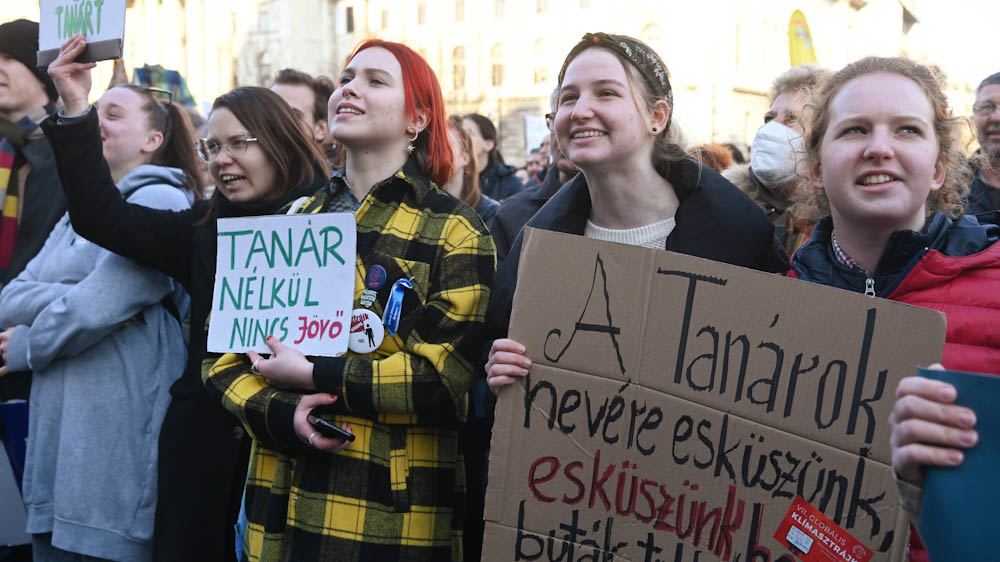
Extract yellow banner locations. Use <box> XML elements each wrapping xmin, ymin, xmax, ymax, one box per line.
<box><xmin>788</xmin><ymin>9</ymin><xmax>818</xmax><ymax>66</ymax></box>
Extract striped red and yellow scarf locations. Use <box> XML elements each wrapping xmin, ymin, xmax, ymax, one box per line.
<box><xmin>0</xmin><ymin>109</ymin><xmax>50</xmax><ymax>275</ymax></box>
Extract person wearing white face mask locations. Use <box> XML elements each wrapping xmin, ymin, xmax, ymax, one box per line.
<box><xmin>724</xmin><ymin>64</ymin><xmax>830</xmax><ymax>255</ymax></box>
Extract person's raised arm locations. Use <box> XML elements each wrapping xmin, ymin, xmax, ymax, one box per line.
<box><xmin>43</xmin><ymin>35</ymin><xmax>198</xmax><ymax>286</ymax></box>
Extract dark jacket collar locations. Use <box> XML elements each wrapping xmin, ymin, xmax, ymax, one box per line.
<box><xmin>530</xmin><ymin>165</ymin><xmax>573</xmax><ymax>203</ymax></box>
<box><xmin>330</xmin><ymin>156</ymin><xmax>432</xmax><ymax>204</ymax></box>
<box><xmin>792</xmin><ymin>212</ymin><xmax>1000</xmax><ymax>294</ymax></box>
<box><xmin>214</xmin><ymin>171</ymin><xmax>327</xmax><ymax>219</ymax></box>
<box><xmin>523</xmin><ymin>157</ymin><xmax>787</xmax><ymax>271</ymax></box>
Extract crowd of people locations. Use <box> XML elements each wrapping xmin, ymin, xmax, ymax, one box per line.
<box><xmin>0</xmin><ymin>14</ymin><xmax>997</xmax><ymax>562</ymax></box>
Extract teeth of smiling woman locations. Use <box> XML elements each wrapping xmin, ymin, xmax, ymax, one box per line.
<box><xmin>338</xmin><ymin>107</ymin><xmax>363</xmax><ymax>115</ymax></box>
<box><xmin>860</xmin><ymin>174</ymin><xmax>893</xmax><ymax>185</ymax></box>
<box><xmin>221</xmin><ymin>174</ymin><xmax>244</xmax><ymax>184</ymax></box>
<box><xmin>572</xmin><ymin>131</ymin><xmax>606</xmax><ymax>139</ymax></box>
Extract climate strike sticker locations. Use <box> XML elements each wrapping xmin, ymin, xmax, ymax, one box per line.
<box><xmin>774</xmin><ymin>496</ymin><xmax>873</xmax><ymax>562</ymax></box>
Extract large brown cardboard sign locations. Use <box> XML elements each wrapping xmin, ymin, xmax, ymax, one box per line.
<box><xmin>483</xmin><ymin>228</ymin><xmax>946</xmax><ymax>562</ymax></box>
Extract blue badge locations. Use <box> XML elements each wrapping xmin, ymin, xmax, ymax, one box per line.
<box><xmin>366</xmin><ymin>265</ymin><xmax>387</xmax><ymax>291</ymax></box>
<box><xmin>381</xmin><ymin>278</ymin><xmax>413</xmax><ymax>336</ymax></box>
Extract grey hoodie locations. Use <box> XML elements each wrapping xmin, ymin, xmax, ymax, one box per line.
<box><xmin>0</xmin><ymin>165</ymin><xmax>192</xmax><ymax>561</ymax></box>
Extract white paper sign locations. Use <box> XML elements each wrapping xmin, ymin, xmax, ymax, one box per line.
<box><xmin>207</xmin><ymin>213</ymin><xmax>357</xmax><ymax>357</ymax></box>
<box><xmin>40</xmin><ymin>0</ymin><xmax>125</xmax><ymax>48</ymax></box>
<box><xmin>38</xmin><ymin>0</ymin><xmax>126</xmax><ymax>65</ymax></box>
<box><xmin>523</xmin><ymin>114</ymin><xmax>549</xmax><ymax>154</ymax></box>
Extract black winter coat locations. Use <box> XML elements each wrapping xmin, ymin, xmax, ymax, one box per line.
<box><xmin>42</xmin><ymin>109</ymin><xmax>329</xmax><ymax>561</ymax></box>
<box><xmin>486</xmin><ymin>157</ymin><xmax>789</xmax><ymax>343</ymax></box>
<box><xmin>490</xmin><ymin>164</ymin><xmax>568</xmax><ymax>263</ymax></box>
<box><xmin>479</xmin><ymin>161</ymin><xmax>523</xmax><ymax>201</ymax></box>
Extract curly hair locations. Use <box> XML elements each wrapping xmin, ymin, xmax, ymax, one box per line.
<box><xmin>803</xmin><ymin>56</ymin><xmax>970</xmax><ymax>218</ymax></box>
<box><xmin>770</xmin><ymin>64</ymin><xmax>830</xmax><ymax>105</ymax></box>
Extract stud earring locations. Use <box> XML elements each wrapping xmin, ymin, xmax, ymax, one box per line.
<box><xmin>406</xmin><ymin>128</ymin><xmax>419</xmax><ymax>154</ymax></box>
<box><xmin>652</xmin><ymin>127</ymin><xmax>658</xmax><ymax>133</ymax></box>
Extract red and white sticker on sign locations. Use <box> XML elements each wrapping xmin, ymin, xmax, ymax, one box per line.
<box><xmin>773</xmin><ymin>496</ymin><xmax>873</xmax><ymax>562</ymax></box>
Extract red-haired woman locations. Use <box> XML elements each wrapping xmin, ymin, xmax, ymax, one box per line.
<box><xmin>203</xmin><ymin>40</ymin><xmax>495</xmax><ymax>561</ymax></box>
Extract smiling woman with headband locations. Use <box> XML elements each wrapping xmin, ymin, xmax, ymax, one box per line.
<box><xmin>473</xmin><ymin>30</ymin><xmax>787</xmax><ymax>557</ymax></box>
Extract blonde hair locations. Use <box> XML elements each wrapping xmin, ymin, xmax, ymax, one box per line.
<box><xmin>770</xmin><ymin>65</ymin><xmax>831</xmax><ymax>105</ymax></box>
<box><xmin>558</xmin><ymin>34</ymin><xmax>693</xmax><ymax>188</ymax></box>
<box><xmin>803</xmin><ymin>56</ymin><xmax>970</xmax><ymax>218</ymax></box>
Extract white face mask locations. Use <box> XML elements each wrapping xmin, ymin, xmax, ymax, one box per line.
<box><xmin>750</xmin><ymin>120</ymin><xmax>803</xmax><ymax>188</ymax></box>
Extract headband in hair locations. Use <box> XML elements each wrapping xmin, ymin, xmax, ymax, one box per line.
<box><xmin>558</xmin><ymin>32</ymin><xmax>673</xmax><ymax>105</ymax></box>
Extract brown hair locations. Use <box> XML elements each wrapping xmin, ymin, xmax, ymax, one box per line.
<box><xmin>196</xmin><ymin>87</ymin><xmax>331</xmax><ymax>223</ymax></box>
<box><xmin>212</xmin><ymin>87</ymin><xmax>330</xmax><ymax>196</ymax></box>
<box><xmin>273</xmin><ymin>68</ymin><xmax>336</xmax><ymax>123</ymax></box>
<box><xmin>447</xmin><ymin>115</ymin><xmax>482</xmax><ymax>209</ymax></box>
<box><xmin>804</xmin><ymin>56</ymin><xmax>970</xmax><ymax>218</ymax></box>
<box><xmin>557</xmin><ymin>34</ymin><xmax>690</xmax><ymax>186</ymax></box>
<box><xmin>115</xmin><ymin>85</ymin><xmax>203</xmax><ymax>199</ymax></box>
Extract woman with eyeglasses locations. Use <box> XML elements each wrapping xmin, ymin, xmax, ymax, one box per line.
<box><xmin>203</xmin><ymin>39</ymin><xmax>494</xmax><ymax>560</ymax></box>
<box><xmin>41</xmin><ymin>35</ymin><xmax>333</xmax><ymax>560</ymax></box>
<box><xmin>0</xmin><ymin>64</ymin><xmax>202</xmax><ymax>559</ymax></box>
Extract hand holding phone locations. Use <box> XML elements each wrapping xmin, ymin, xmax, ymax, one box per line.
<box><xmin>307</xmin><ymin>413</ymin><xmax>355</xmax><ymax>442</ymax></box>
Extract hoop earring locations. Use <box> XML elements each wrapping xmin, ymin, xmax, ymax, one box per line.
<box><xmin>406</xmin><ymin>128</ymin><xmax>419</xmax><ymax>154</ymax></box>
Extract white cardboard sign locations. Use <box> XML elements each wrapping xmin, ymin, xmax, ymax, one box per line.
<box><xmin>207</xmin><ymin>213</ymin><xmax>357</xmax><ymax>357</ymax></box>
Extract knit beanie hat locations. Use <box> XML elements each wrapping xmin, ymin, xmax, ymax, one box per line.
<box><xmin>0</xmin><ymin>20</ymin><xmax>59</xmax><ymax>102</ymax></box>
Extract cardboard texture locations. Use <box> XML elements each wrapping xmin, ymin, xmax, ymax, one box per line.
<box><xmin>484</xmin><ymin>228</ymin><xmax>946</xmax><ymax>562</ymax></box>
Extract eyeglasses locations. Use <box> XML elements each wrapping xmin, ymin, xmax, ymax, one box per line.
<box><xmin>974</xmin><ymin>102</ymin><xmax>998</xmax><ymax>117</ymax></box>
<box><xmin>145</xmin><ymin>87</ymin><xmax>173</xmax><ymax>104</ymax></box>
<box><xmin>545</xmin><ymin>112</ymin><xmax>555</xmax><ymax>130</ymax></box>
<box><xmin>197</xmin><ymin>135</ymin><xmax>259</xmax><ymax>162</ymax></box>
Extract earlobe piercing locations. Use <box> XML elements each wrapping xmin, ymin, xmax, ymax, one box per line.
<box><xmin>406</xmin><ymin>127</ymin><xmax>419</xmax><ymax>154</ymax></box>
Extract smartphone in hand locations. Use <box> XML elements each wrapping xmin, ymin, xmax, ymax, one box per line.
<box><xmin>307</xmin><ymin>413</ymin><xmax>355</xmax><ymax>442</ymax></box>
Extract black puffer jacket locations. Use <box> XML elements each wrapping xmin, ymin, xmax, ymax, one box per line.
<box><xmin>479</xmin><ymin>161</ymin><xmax>523</xmax><ymax>201</ymax></box>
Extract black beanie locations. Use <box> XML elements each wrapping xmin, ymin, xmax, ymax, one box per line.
<box><xmin>0</xmin><ymin>19</ymin><xmax>59</xmax><ymax>103</ymax></box>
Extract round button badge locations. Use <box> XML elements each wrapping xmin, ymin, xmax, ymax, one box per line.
<box><xmin>348</xmin><ymin>308</ymin><xmax>384</xmax><ymax>353</ymax></box>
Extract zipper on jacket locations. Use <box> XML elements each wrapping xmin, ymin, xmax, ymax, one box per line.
<box><xmin>864</xmin><ymin>277</ymin><xmax>875</xmax><ymax>297</ymax></box>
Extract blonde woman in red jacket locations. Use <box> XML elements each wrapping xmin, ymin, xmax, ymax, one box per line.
<box><xmin>788</xmin><ymin>56</ymin><xmax>1000</xmax><ymax>562</ymax></box>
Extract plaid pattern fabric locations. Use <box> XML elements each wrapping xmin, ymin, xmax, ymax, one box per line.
<box><xmin>204</xmin><ymin>163</ymin><xmax>495</xmax><ymax>561</ymax></box>
<box><xmin>830</xmin><ymin>230</ymin><xmax>866</xmax><ymax>273</ymax></box>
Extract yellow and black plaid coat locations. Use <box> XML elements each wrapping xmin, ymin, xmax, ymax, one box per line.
<box><xmin>203</xmin><ymin>162</ymin><xmax>495</xmax><ymax>561</ymax></box>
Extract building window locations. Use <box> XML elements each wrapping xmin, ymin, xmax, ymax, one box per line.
<box><xmin>382</xmin><ymin>9</ymin><xmax>389</xmax><ymax>29</ymax></box>
<box><xmin>495</xmin><ymin>0</ymin><xmax>504</xmax><ymax>17</ymax></box>
<box><xmin>532</xmin><ymin>39</ymin><xmax>549</xmax><ymax>84</ymax></box>
<box><xmin>455</xmin><ymin>0</ymin><xmax>464</xmax><ymax>22</ymax></box>
<box><xmin>345</xmin><ymin>6</ymin><xmax>354</xmax><ymax>33</ymax></box>
<box><xmin>490</xmin><ymin>43</ymin><xmax>505</xmax><ymax>87</ymax></box>
<box><xmin>536</xmin><ymin>0</ymin><xmax>547</xmax><ymax>13</ymax></box>
<box><xmin>452</xmin><ymin>46</ymin><xmax>466</xmax><ymax>90</ymax></box>
<box><xmin>417</xmin><ymin>2</ymin><xmax>426</xmax><ymax>25</ymax></box>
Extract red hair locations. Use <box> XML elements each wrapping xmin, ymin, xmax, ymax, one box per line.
<box><xmin>346</xmin><ymin>40</ymin><xmax>453</xmax><ymax>187</ymax></box>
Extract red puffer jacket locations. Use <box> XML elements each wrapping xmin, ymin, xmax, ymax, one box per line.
<box><xmin>886</xmin><ymin>242</ymin><xmax>1000</xmax><ymax>373</ymax></box>
<box><xmin>790</xmin><ymin>212</ymin><xmax>1000</xmax><ymax>562</ymax></box>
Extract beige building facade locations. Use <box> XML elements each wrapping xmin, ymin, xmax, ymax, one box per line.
<box><xmin>3</xmin><ymin>0</ymin><xmax>264</xmax><ymax>116</ymax></box>
<box><xmin>2</xmin><ymin>0</ymin><xmax>981</xmax><ymax>162</ymax></box>
<box><xmin>235</xmin><ymin>0</ymin><xmax>975</xmax><ymax>163</ymax></box>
